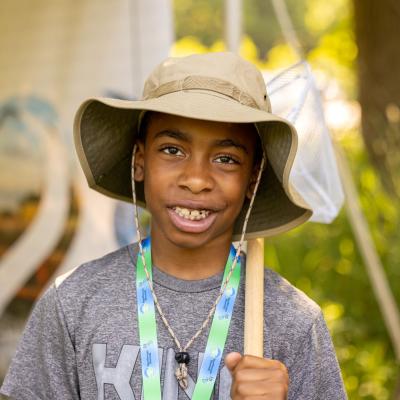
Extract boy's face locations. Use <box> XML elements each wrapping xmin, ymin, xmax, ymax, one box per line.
<box><xmin>134</xmin><ymin>112</ymin><xmax>260</xmax><ymax>249</ymax></box>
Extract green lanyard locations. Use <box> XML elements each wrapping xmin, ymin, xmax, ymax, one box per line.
<box><xmin>136</xmin><ymin>237</ymin><xmax>241</xmax><ymax>399</ymax></box>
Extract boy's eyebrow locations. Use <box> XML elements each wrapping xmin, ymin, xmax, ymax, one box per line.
<box><xmin>153</xmin><ymin>129</ymin><xmax>190</xmax><ymax>142</ymax></box>
<box><xmin>213</xmin><ymin>139</ymin><xmax>249</xmax><ymax>154</ymax></box>
<box><xmin>153</xmin><ymin>129</ymin><xmax>248</xmax><ymax>153</ymax></box>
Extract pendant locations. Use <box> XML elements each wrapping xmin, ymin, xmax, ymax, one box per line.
<box><xmin>175</xmin><ymin>363</ymin><xmax>188</xmax><ymax>389</ymax></box>
<box><xmin>175</xmin><ymin>352</ymin><xmax>190</xmax><ymax>389</ymax></box>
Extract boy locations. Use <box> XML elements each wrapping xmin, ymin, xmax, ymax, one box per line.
<box><xmin>1</xmin><ymin>52</ymin><xmax>347</xmax><ymax>399</ymax></box>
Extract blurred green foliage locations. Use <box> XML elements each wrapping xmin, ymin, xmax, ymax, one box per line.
<box><xmin>174</xmin><ymin>0</ymin><xmax>224</xmax><ymax>47</ymax></box>
<box><xmin>173</xmin><ymin>0</ymin><xmax>400</xmax><ymax>397</ymax></box>
<box><xmin>174</xmin><ymin>0</ymin><xmax>357</xmax><ymax>96</ymax></box>
<box><xmin>265</xmin><ymin>131</ymin><xmax>400</xmax><ymax>398</ymax></box>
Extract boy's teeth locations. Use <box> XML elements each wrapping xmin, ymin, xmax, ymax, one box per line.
<box><xmin>173</xmin><ymin>207</ymin><xmax>210</xmax><ymax>220</ymax></box>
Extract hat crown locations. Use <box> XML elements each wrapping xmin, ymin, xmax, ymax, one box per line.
<box><xmin>142</xmin><ymin>52</ymin><xmax>271</xmax><ymax>112</ymax></box>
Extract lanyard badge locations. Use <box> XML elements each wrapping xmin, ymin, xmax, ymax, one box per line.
<box><xmin>136</xmin><ymin>237</ymin><xmax>241</xmax><ymax>399</ymax></box>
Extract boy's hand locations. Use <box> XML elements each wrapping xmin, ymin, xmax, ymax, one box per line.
<box><xmin>225</xmin><ymin>352</ymin><xmax>289</xmax><ymax>399</ymax></box>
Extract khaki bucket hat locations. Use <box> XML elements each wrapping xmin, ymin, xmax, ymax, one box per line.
<box><xmin>74</xmin><ymin>52</ymin><xmax>312</xmax><ymax>240</ymax></box>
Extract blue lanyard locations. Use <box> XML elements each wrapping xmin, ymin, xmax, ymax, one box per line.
<box><xmin>136</xmin><ymin>237</ymin><xmax>241</xmax><ymax>399</ymax></box>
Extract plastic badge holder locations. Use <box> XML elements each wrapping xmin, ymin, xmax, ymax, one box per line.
<box><xmin>266</xmin><ymin>61</ymin><xmax>344</xmax><ymax>223</ymax></box>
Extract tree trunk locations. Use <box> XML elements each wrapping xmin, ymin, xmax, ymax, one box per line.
<box><xmin>353</xmin><ymin>0</ymin><xmax>400</xmax><ymax>197</ymax></box>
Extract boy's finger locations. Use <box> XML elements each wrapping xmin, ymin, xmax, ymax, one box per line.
<box><xmin>224</xmin><ymin>352</ymin><xmax>242</xmax><ymax>372</ymax></box>
<box><xmin>230</xmin><ymin>367</ymin><xmax>288</xmax><ymax>383</ymax></box>
<box><xmin>233</xmin><ymin>355</ymin><xmax>288</xmax><ymax>374</ymax></box>
<box><xmin>232</xmin><ymin>380</ymin><xmax>288</xmax><ymax>399</ymax></box>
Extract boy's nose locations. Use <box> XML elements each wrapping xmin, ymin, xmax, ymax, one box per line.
<box><xmin>177</xmin><ymin>158</ymin><xmax>214</xmax><ymax>194</ymax></box>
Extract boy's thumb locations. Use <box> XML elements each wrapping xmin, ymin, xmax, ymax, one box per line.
<box><xmin>224</xmin><ymin>352</ymin><xmax>242</xmax><ymax>373</ymax></box>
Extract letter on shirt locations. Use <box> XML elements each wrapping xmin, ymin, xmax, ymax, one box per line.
<box><xmin>93</xmin><ymin>344</ymin><xmax>139</xmax><ymax>400</ymax></box>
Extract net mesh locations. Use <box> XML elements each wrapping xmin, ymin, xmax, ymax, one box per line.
<box><xmin>266</xmin><ymin>61</ymin><xmax>344</xmax><ymax>223</ymax></box>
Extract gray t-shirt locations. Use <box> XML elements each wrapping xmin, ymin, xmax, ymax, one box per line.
<box><xmin>1</xmin><ymin>244</ymin><xmax>347</xmax><ymax>399</ymax></box>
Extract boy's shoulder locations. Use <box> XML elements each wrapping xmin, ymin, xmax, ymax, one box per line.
<box><xmin>52</xmin><ymin>244</ymin><xmax>139</xmax><ymax>307</ymax></box>
<box><xmin>55</xmin><ymin>242</ymin><xmax>141</xmax><ymax>286</ymax></box>
<box><xmin>263</xmin><ymin>266</ymin><xmax>320</xmax><ymax>320</ymax></box>
<box><xmin>262</xmin><ymin>266</ymin><xmax>323</xmax><ymax>362</ymax></box>
<box><xmin>48</xmin><ymin>244</ymin><xmax>139</xmax><ymax>334</ymax></box>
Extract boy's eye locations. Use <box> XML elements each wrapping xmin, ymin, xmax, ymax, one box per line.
<box><xmin>161</xmin><ymin>146</ymin><xmax>184</xmax><ymax>156</ymax></box>
<box><xmin>214</xmin><ymin>155</ymin><xmax>239</xmax><ymax>164</ymax></box>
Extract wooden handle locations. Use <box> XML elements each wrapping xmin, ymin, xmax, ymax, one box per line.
<box><xmin>244</xmin><ymin>238</ymin><xmax>264</xmax><ymax>356</ymax></box>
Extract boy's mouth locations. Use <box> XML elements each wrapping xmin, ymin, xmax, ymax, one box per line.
<box><xmin>167</xmin><ymin>205</ymin><xmax>218</xmax><ymax>233</ymax></box>
<box><xmin>172</xmin><ymin>206</ymin><xmax>211</xmax><ymax>221</ymax></box>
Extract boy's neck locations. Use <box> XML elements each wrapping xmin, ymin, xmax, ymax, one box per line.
<box><xmin>149</xmin><ymin>231</ymin><xmax>233</xmax><ymax>280</ymax></box>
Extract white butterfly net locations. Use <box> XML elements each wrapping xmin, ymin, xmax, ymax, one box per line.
<box><xmin>265</xmin><ymin>61</ymin><xmax>344</xmax><ymax>223</ymax></box>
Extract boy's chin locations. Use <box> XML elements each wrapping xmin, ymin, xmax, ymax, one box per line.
<box><xmin>163</xmin><ymin>229</ymin><xmax>232</xmax><ymax>250</ymax></box>
<box><xmin>167</xmin><ymin>232</ymin><xmax>216</xmax><ymax>250</ymax></box>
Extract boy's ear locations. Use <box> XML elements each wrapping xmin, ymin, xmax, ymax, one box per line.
<box><xmin>133</xmin><ymin>141</ymin><xmax>145</xmax><ymax>182</ymax></box>
<box><xmin>246</xmin><ymin>162</ymin><xmax>262</xmax><ymax>200</ymax></box>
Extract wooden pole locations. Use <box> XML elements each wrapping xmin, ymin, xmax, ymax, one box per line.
<box><xmin>244</xmin><ymin>238</ymin><xmax>264</xmax><ymax>356</ymax></box>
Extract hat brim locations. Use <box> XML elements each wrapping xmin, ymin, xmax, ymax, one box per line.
<box><xmin>74</xmin><ymin>91</ymin><xmax>312</xmax><ymax>240</ymax></box>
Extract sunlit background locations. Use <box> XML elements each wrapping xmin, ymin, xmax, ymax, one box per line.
<box><xmin>0</xmin><ymin>0</ymin><xmax>399</xmax><ymax>399</ymax></box>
